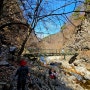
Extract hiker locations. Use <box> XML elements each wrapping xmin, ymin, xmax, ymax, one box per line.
<box><xmin>49</xmin><ymin>68</ymin><xmax>58</xmax><ymax>79</ymax></box>
<box><xmin>15</xmin><ymin>59</ymin><xmax>30</xmax><ymax>90</ymax></box>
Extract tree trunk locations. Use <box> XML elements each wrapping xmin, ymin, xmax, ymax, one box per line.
<box><xmin>0</xmin><ymin>0</ymin><xmax>4</xmax><ymax>17</ymax></box>
<box><xmin>18</xmin><ymin>27</ymin><xmax>32</xmax><ymax>57</ymax></box>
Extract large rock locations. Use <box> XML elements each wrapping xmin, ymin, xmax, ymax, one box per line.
<box><xmin>0</xmin><ymin>60</ymin><xmax>9</xmax><ymax>66</ymax></box>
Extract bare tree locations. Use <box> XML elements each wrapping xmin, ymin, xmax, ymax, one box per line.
<box><xmin>0</xmin><ymin>0</ymin><xmax>88</xmax><ymax>56</ymax></box>
<box><xmin>18</xmin><ymin>0</ymin><xmax>86</xmax><ymax>54</ymax></box>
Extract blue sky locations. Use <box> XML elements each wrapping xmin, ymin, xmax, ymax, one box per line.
<box><xmin>20</xmin><ymin>0</ymin><xmax>84</xmax><ymax>38</ymax></box>
<box><xmin>34</xmin><ymin>0</ymin><xmax>80</xmax><ymax>38</ymax></box>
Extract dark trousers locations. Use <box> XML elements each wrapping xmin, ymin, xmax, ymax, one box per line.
<box><xmin>17</xmin><ymin>79</ymin><xmax>26</xmax><ymax>90</ymax></box>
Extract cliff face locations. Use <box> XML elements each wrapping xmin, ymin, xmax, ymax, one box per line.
<box><xmin>61</xmin><ymin>2</ymin><xmax>90</xmax><ymax>60</ymax></box>
<box><xmin>64</xmin><ymin>19</ymin><xmax>90</xmax><ymax>60</ymax></box>
<box><xmin>65</xmin><ymin>19</ymin><xmax>90</xmax><ymax>51</ymax></box>
<box><xmin>0</xmin><ymin>0</ymin><xmax>28</xmax><ymax>47</ymax></box>
<box><xmin>0</xmin><ymin>0</ymin><xmax>39</xmax><ymax>49</ymax></box>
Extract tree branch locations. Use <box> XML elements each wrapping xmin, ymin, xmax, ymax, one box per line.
<box><xmin>0</xmin><ymin>22</ymin><xmax>29</xmax><ymax>30</ymax></box>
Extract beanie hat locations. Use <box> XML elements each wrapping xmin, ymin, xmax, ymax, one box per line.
<box><xmin>20</xmin><ymin>59</ymin><xmax>27</xmax><ymax>66</ymax></box>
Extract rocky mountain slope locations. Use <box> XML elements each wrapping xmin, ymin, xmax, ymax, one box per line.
<box><xmin>38</xmin><ymin>32</ymin><xmax>63</xmax><ymax>50</ymax></box>
<box><xmin>38</xmin><ymin>9</ymin><xmax>90</xmax><ymax>60</ymax></box>
<box><xmin>38</xmin><ymin>14</ymin><xmax>84</xmax><ymax>50</ymax></box>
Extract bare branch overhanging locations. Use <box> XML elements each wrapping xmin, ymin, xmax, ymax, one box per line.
<box><xmin>0</xmin><ymin>0</ymin><xmax>87</xmax><ymax>35</ymax></box>
<box><xmin>19</xmin><ymin>0</ymin><xmax>85</xmax><ymax>22</ymax></box>
<box><xmin>0</xmin><ymin>22</ymin><xmax>29</xmax><ymax>30</ymax></box>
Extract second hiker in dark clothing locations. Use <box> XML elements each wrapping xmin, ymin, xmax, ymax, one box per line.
<box><xmin>15</xmin><ymin>59</ymin><xmax>30</xmax><ymax>90</ymax></box>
